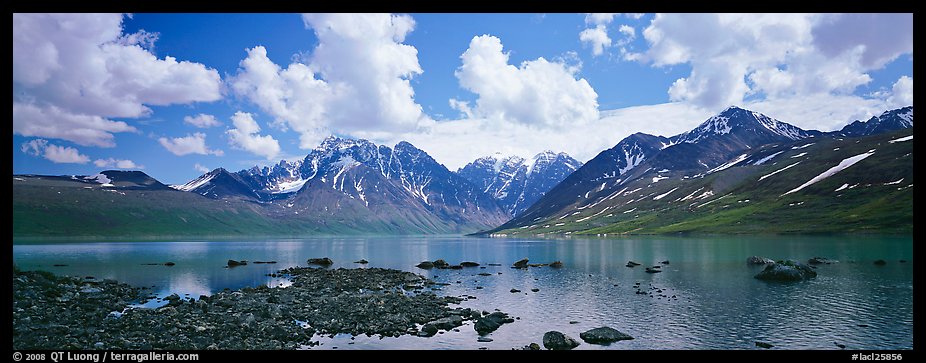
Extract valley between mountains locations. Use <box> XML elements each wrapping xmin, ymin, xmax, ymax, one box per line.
<box><xmin>13</xmin><ymin>106</ymin><xmax>912</xmax><ymax>238</ymax></box>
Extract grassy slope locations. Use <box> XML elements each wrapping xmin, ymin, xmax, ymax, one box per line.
<box><xmin>493</xmin><ymin>130</ymin><xmax>913</xmax><ymax>236</ymax></box>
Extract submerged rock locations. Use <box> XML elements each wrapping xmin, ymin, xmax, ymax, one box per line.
<box><xmin>808</xmin><ymin>257</ymin><xmax>838</xmax><ymax>265</ymax></box>
<box><xmin>747</xmin><ymin>256</ymin><xmax>775</xmax><ymax>265</ymax></box>
<box><xmin>512</xmin><ymin>258</ymin><xmax>529</xmax><ymax>269</ymax></box>
<box><xmin>227</xmin><ymin>259</ymin><xmax>247</xmax><ymax>267</ymax></box>
<box><xmin>543</xmin><ymin>331</ymin><xmax>580</xmax><ymax>350</ymax></box>
<box><xmin>550</xmin><ymin>261</ymin><xmax>563</xmax><ymax>268</ymax></box>
<box><xmin>626</xmin><ymin>261</ymin><xmax>641</xmax><ymax>268</ymax></box>
<box><xmin>754</xmin><ymin>260</ymin><xmax>817</xmax><ymax>281</ymax></box>
<box><xmin>353</xmin><ymin>259</ymin><xmax>369</xmax><ymax>264</ymax></box>
<box><xmin>163</xmin><ymin>262</ymin><xmax>176</xmax><ymax>266</ymax></box>
<box><xmin>306</xmin><ymin>257</ymin><xmax>333</xmax><ymax>266</ymax></box>
<box><xmin>416</xmin><ymin>261</ymin><xmax>435</xmax><ymax>269</ymax></box>
<box><xmin>645</xmin><ymin>267</ymin><xmax>662</xmax><ymax>273</ymax></box>
<box><xmin>874</xmin><ymin>259</ymin><xmax>887</xmax><ymax>266</ymax></box>
<box><xmin>579</xmin><ymin>327</ymin><xmax>634</xmax><ymax>345</ymax></box>
<box><xmin>460</xmin><ymin>262</ymin><xmax>480</xmax><ymax>267</ymax></box>
<box><xmin>755</xmin><ymin>341</ymin><xmax>774</xmax><ymax>349</ymax></box>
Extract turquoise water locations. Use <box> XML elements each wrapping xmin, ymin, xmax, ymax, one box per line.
<box><xmin>12</xmin><ymin>235</ymin><xmax>913</xmax><ymax>350</ymax></box>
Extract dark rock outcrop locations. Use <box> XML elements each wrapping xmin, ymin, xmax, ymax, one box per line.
<box><xmin>543</xmin><ymin>331</ymin><xmax>580</xmax><ymax>350</ymax></box>
<box><xmin>512</xmin><ymin>258</ymin><xmax>529</xmax><ymax>269</ymax></box>
<box><xmin>754</xmin><ymin>260</ymin><xmax>817</xmax><ymax>281</ymax></box>
<box><xmin>579</xmin><ymin>327</ymin><xmax>634</xmax><ymax>345</ymax></box>
<box><xmin>306</xmin><ymin>257</ymin><xmax>333</xmax><ymax>266</ymax></box>
<box><xmin>747</xmin><ymin>256</ymin><xmax>775</xmax><ymax>265</ymax></box>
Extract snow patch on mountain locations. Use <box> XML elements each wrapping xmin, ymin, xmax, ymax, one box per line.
<box><xmin>783</xmin><ymin>151</ymin><xmax>875</xmax><ymax>196</ymax></box>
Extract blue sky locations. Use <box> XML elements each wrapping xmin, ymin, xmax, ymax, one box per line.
<box><xmin>13</xmin><ymin>13</ymin><xmax>913</xmax><ymax>184</ymax></box>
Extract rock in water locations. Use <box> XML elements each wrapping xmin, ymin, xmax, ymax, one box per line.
<box><xmin>416</xmin><ymin>261</ymin><xmax>434</xmax><ymax>269</ymax></box>
<box><xmin>626</xmin><ymin>261</ymin><xmax>641</xmax><ymax>267</ymax></box>
<box><xmin>747</xmin><ymin>256</ymin><xmax>775</xmax><ymax>265</ymax></box>
<box><xmin>512</xmin><ymin>258</ymin><xmax>529</xmax><ymax>269</ymax></box>
<box><xmin>660</xmin><ymin>260</ymin><xmax>670</xmax><ymax>265</ymax></box>
<box><xmin>227</xmin><ymin>259</ymin><xmax>247</xmax><ymax>267</ymax></box>
<box><xmin>307</xmin><ymin>257</ymin><xmax>333</xmax><ymax>266</ymax></box>
<box><xmin>755</xmin><ymin>341</ymin><xmax>773</xmax><ymax>349</ymax></box>
<box><xmin>476</xmin><ymin>337</ymin><xmax>493</xmax><ymax>343</ymax></box>
<box><xmin>543</xmin><ymin>331</ymin><xmax>580</xmax><ymax>350</ymax></box>
<box><xmin>808</xmin><ymin>257</ymin><xmax>837</xmax><ymax>265</ymax></box>
<box><xmin>461</xmin><ymin>262</ymin><xmax>480</xmax><ymax>267</ymax></box>
<box><xmin>163</xmin><ymin>262</ymin><xmax>176</xmax><ymax>266</ymax></box>
<box><xmin>645</xmin><ymin>267</ymin><xmax>662</xmax><ymax>273</ymax></box>
<box><xmin>874</xmin><ymin>259</ymin><xmax>887</xmax><ymax>266</ymax></box>
<box><xmin>421</xmin><ymin>315</ymin><xmax>464</xmax><ymax>335</ymax></box>
<box><xmin>579</xmin><ymin>327</ymin><xmax>633</xmax><ymax>345</ymax></box>
<box><xmin>354</xmin><ymin>259</ymin><xmax>369</xmax><ymax>264</ymax></box>
<box><xmin>754</xmin><ymin>260</ymin><xmax>817</xmax><ymax>281</ymax></box>
<box><xmin>432</xmin><ymin>259</ymin><xmax>450</xmax><ymax>269</ymax></box>
<box><xmin>474</xmin><ymin>312</ymin><xmax>514</xmax><ymax>335</ymax></box>
<box><xmin>550</xmin><ymin>261</ymin><xmax>563</xmax><ymax>268</ymax></box>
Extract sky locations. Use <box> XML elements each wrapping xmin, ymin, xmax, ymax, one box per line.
<box><xmin>12</xmin><ymin>13</ymin><xmax>913</xmax><ymax>184</ymax></box>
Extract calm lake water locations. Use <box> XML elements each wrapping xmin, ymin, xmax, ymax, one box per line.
<box><xmin>12</xmin><ymin>235</ymin><xmax>913</xmax><ymax>350</ymax></box>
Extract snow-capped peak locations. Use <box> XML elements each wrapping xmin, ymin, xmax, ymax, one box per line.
<box><xmin>676</xmin><ymin>106</ymin><xmax>809</xmax><ymax>144</ymax></box>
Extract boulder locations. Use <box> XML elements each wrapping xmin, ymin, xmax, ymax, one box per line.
<box><xmin>354</xmin><ymin>259</ymin><xmax>369</xmax><ymax>264</ymax></box>
<box><xmin>163</xmin><ymin>262</ymin><xmax>176</xmax><ymax>266</ymax></box>
<box><xmin>461</xmin><ymin>262</ymin><xmax>480</xmax><ymax>267</ymax></box>
<box><xmin>416</xmin><ymin>261</ymin><xmax>435</xmax><ymax>269</ymax></box>
<box><xmin>645</xmin><ymin>267</ymin><xmax>662</xmax><ymax>273</ymax></box>
<box><xmin>474</xmin><ymin>312</ymin><xmax>514</xmax><ymax>335</ymax></box>
<box><xmin>512</xmin><ymin>258</ymin><xmax>529</xmax><ymax>269</ymax></box>
<box><xmin>756</xmin><ymin>341</ymin><xmax>774</xmax><ymax>349</ymax></box>
<box><xmin>660</xmin><ymin>260</ymin><xmax>670</xmax><ymax>265</ymax></box>
<box><xmin>747</xmin><ymin>256</ymin><xmax>775</xmax><ymax>265</ymax></box>
<box><xmin>874</xmin><ymin>259</ymin><xmax>887</xmax><ymax>266</ymax></box>
<box><xmin>626</xmin><ymin>261</ymin><xmax>641</xmax><ymax>267</ymax></box>
<box><xmin>510</xmin><ymin>289</ymin><xmax>521</xmax><ymax>293</ymax></box>
<box><xmin>754</xmin><ymin>260</ymin><xmax>817</xmax><ymax>281</ymax></box>
<box><xmin>422</xmin><ymin>315</ymin><xmax>463</xmax><ymax>334</ymax></box>
<box><xmin>543</xmin><ymin>331</ymin><xmax>580</xmax><ymax>350</ymax></box>
<box><xmin>432</xmin><ymin>259</ymin><xmax>450</xmax><ymax>269</ymax></box>
<box><xmin>227</xmin><ymin>259</ymin><xmax>247</xmax><ymax>267</ymax></box>
<box><xmin>550</xmin><ymin>261</ymin><xmax>564</xmax><ymax>268</ymax></box>
<box><xmin>579</xmin><ymin>327</ymin><xmax>634</xmax><ymax>345</ymax></box>
<box><xmin>476</xmin><ymin>337</ymin><xmax>493</xmax><ymax>343</ymax></box>
<box><xmin>306</xmin><ymin>257</ymin><xmax>333</xmax><ymax>266</ymax></box>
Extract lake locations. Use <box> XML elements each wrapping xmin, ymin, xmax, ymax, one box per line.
<box><xmin>12</xmin><ymin>235</ymin><xmax>913</xmax><ymax>350</ymax></box>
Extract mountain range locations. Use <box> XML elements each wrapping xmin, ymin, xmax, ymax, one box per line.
<box><xmin>13</xmin><ymin>106</ymin><xmax>912</xmax><ymax>237</ymax></box>
<box><xmin>487</xmin><ymin>106</ymin><xmax>913</xmax><ymax>235</ymax></box>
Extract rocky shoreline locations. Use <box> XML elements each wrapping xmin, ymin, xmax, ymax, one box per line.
<box><xmin>13</xmin><ymin>266</ymin><xmax>488</xmax><ymax>350</ymax></box>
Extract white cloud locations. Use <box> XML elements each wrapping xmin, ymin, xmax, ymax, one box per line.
<box><xmin>366</xmin><ymin>102</ymin><xmax>710</xmax><ymax>170</ymax></box>
<box><xmin>20</xmin><ymin>139</ymin><xmax>90</xmax><ymax>164</ymax></box>
<box><xmin>887</xmin><ymin>76</ymin><xmax>913</xmax><ymax>108</ymax></box>
<box><xmin>158</xmin><ymin>132</ymin><xmax>224</xmax><ymax>156</ymax></box>
<box><xmin>94</xmin><ymin>158</ymin><xmax>144</xmax><ymax>169</ymax></box>
<box><xmin>628</xmin><ymin>14</ymin><xmax>913</xmax><ymax>111</ymax></box>
<box><xmin>194</xmin><ymin>163</ymin><xmax>211</xmax><ymax>173</ymax></box>
<box><xmin>183</xmin><ymin>114</ymin><xmax>222</xmax><ymax>128</ymax></box>
<box><xmin>226</xmin><ymin>112</ymin><xmax>281</xmax><ymax>160</ymax></box>
<box><xmin>585</xmin><ymin>13</ymin><xmax>617</xmax><ymax>25</ymax></box>
<box><xmin>579</xmin><ymin>25</ymin><xmax>611</xmax><ymax>56</ymax></box>
<box><xmin>617</xmin><ymin>25</ymin><xmax>636</xmax><ymax>45</ymax></box>
<box><xmin>13</xmin><ymin>102</ymin><xmax>137</xmax><ymax>147</ymax></box>
<box><xmin>452</xmin><ymin>35</ymin><xmax>599</xmax><ymax>128</ymax></box>
<box><xmin>12</xmin><ymin>14</ymin><xmax>222</xmax><ymax>147</ymax></box>
<box><xmin>626</xmin><ymin>13</ymin><xmax>645</xmax><ymax>20</ymax></box>
<box><xmin>230</xmin><ymin>13</ymin><xmax>425</xmax><ymax>149</ymax></box>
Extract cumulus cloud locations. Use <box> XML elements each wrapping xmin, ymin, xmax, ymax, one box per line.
<box><xmin>94</xmin><ymin>158</ymin><xmax>144</xmax><ymax>169</ymax></box>
<box><xmin>183</xmin><ymin>114</ymin><xmax>222</xmax><ymax>128</ymax></box>
<box><xmin>230</xmin><ymin>13</ymin><xmax>424</xmax><ymax>149</ymax></box>
<box><xmin>887</xmin><ymin>76</ymin><xmax>913</xmax><ymax>108</ymax></box>
<box><xmin>628</xmin><ymin>13</ymin><xmax>913</xmax><ymax>110</ymax></box>
<box><xmin>158</xmin><ymin>132</ymin><xmax>224</xmax><ymax>156</ymax></box>
<box><xmin>20</xmin><ymin>139</ymin><xmax>90</xmax><ymax>164</ymax></box>
<box><xmin>584</xmin><ymin>13</ymin><xmax>617</xmax><ymax>25</ymax></box>
<box><xmin>226</xmin><ymin>112</ymin><xmax>281</xmax><ymax>160</ymax></box>
<box><xmin>451</xmin><ymin>35</ymin><xmax>599</xmax><ymax>128</ymax></box>
<box><xmin>364</xmin><ymin>102</ymin><xmax>711</xmax><ymax>170</ymax></box>
<box><xmin>194</xmin><ymin>163</ymin><xmax>211</xmax><ymax>173</ymax></box>
<box><xmin>579</xmin><ymin>25</ymin><xmax>611</xmax><ymax>56</ymax></box>
<box><xmin>12</xmin><ymin>13</ymin><xmax>222</xmax><ymax>147</ymax></box>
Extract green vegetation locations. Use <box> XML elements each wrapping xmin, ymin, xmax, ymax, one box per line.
<box><xmin>493</xmin><ymin>130</ymin><xmax>913</xmax><ymax>236</ymax></box>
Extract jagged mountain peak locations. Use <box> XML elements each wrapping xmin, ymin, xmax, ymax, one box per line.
<box><xmin>676</xmin><ymin>106</ymin><xmax>812</xmax><ymax>144</ymax></box>
<box><xmin>837</xmin><ymin>106</ymin><xmax>913</xmax><ymax>137</ymax></box>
